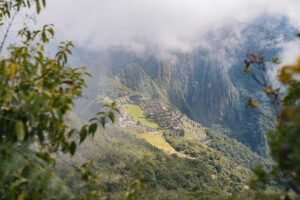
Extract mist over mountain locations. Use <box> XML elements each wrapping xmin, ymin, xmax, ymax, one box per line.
<box><xmin>34</xmin><ymin>1</ymin><xmax>300</xmax><ymax>196</ymax></box>
<box><xmin>51</xmin><ymin>16</ymin><xmax>296</xmax><ymax>198</ymax></box>
<box><xmin>39</xmin><ymin>0</ymin><xmax>300</xmax><ymax>59</ymax></box>
<box><xmin>69</xmin><ymin>17</ymin><xmax>296</xmax><ymax>157</ymax></box>
<box><xmin>2</xmin><ymin>0</ymin><xmax>300</xmax><ymax>199</ymax></box>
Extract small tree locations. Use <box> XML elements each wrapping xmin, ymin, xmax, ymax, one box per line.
<box><xmin>243</xmin><ymin>51</ymin><xmax>300</xmax><ymax>199</ymax></box>
<box><xmin>0</xmin><ymin>1</ymin><xmax>119</xmax><ymax>199</ymax></box>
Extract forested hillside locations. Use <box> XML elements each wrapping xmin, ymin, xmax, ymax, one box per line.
<box><xmin>52</xmin><ymin>19</ymin><xmax>299</xmax><ymax>199</ymax></box>
<box><xmin>73</xmin><ymin>19</ymin><xmax>293</xmax><ymax>157</ymax></box>
<box><xmin>1</xmin><ymin>1</ymin><xmax>300</xmax><ymax>199</ymax></box>
<box><xmin>57</xmin><ymin>107</ymin><xmax>268</xmax><ymax>199</ymax></box>
<box><xmin>64</xmin><ymin>32</ymin><xmax>280</xmax><ymax>197</ymax></box>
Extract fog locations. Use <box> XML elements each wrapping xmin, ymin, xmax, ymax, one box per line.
<box><xmin>38</xmin><ymin>0</ymin><xmax>300</xmax><ymax>59</ymax></box>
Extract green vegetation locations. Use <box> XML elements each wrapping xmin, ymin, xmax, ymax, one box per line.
<box><xmin>123</xmin><ymin>104</ymin><xmax>159</xmax><ymax>128</ymax></box>
<box><xmin>65</xmin><ymin>90</ymin><xmax>270</xmax><ymax>199</ymax></box>
<box><xmin>243</xmin><ymin>53</ymin><xmax>300</xmax><ymax>199</ymax></box>
<box><xmin>57</xmin><ymin>127</ymin><xmax>250</xmax><ymax>200</ymax></box>
<box><xmin>127</xmin><ymin>128</ymin><xmax>177</xmax><ymax>154</ymax></box>
<box><xmin>0</xmin><ymin>1</ymin><xmax>118</xmax><ymax>199</ymax></box>
<box><xmin>1</xmin><ymin>1</ymin><xmax>299</xmax><ymax>200</ymax></box>
<box><xmin>182</xmin><ymin>121</ymin><xmax>206</xmax><ymax>140</ymax></box>
<box><xmin>205</xmin><ymin>129</ymin><xmax>270</xmax><ymax>169</ymax></box>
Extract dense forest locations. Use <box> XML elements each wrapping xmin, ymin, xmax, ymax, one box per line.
<box><xmin>1</xmin><ymin>0</ymin><xmax>300</xmax><ymax>200</ymax></box>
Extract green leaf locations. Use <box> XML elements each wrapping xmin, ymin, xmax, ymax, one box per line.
<box><xmin>83</xmin><ymin>72</ymin><xmax>92</xmax><ymax>77</ymax></box>
<box><xmin>70</xmin><ymin>141</ymin><xmax>76</xmax><ymax>156</ymax></box>
<box><xmin>80</xmin><ymin>129</ymin><xmax>87</xmax><ymax>143</ymax></box>
<box><xmin>67</xmin><ymin>129</ymin><xmax>76</xmax><ymax>138</ymax></box>
<box><xmin>48</xmin><ymin>28</ymin><xmax>54</xmax><ymax>37</ymax></box>
<box><xmin>272</xmin><ymin>57</ymin><xmax>280</xmax><ymax>64</ymax></box>
<box><xmin>36</xmin><ymin>1</ymin><xmax>41</xmax><ymax>13</ymax></box>
<box><xmin>15</xmin><ymin>121</ymin><xmax>25</xmax><ymax>141</ymax></box>
<box><xmin>100</xmin><ymin>117</ymin><xmax>106</xmax><ymax>128</ymax></box>
<box><xmin>147</xmin><ymin>161</ymin><xmax>155</xmax><ymax>168</ymax></box>
<box><xmin>89</xmin><ymin>117</ymin><xmax>98</xmax><ymax>122</ymax></box>
<box><xmin>96</xmin><ymin>111</ymin><xmax>105</xmax><ymax>116</ymax></box>
<box><xmin>113</xmin><ymin>107</ymin><xmax>120</xmax><ymax>113</ymax></box>
<box><xmin>108</xmin><ymin>111</ymin><xmax>115</xmax><ymax>123</ymax></box>
<box><xmin>88</xmin><ymin>123</ymin><xmax>98</xmax><ymax>135</ymax></box>
<box><xmin>243</xmin><ymin>67</ymin><xmax>252</xmax><ymax>74</ymax></box>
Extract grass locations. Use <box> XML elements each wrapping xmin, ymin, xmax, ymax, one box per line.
<box><xmin>125</xmin><ymin>128</ymin><xmax>194</xmax><ymax>159</ymax></box>
<box><xmin>123</xmin><ymin>104</ymin><xmax>158</xmax><ymax>128</ymax></box>
<box><xmin>122</xmin><ymin>103</ymin><xmax>197</xmax><ymax>158</ymax></box>
<box><xmin>125</xmin><ymin>128</ymin><xmax>175</xmax><ymax>152</ymax></box>
<box><xmin>138</xmin><ymin>133</ymin><xmax>176</xmax><ymax>153</ymax></box>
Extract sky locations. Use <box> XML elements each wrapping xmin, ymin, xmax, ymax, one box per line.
<box><xmin>38</xmin><ymin>0</ymin><xmax>300</xmax><ymax>61</ymax></box>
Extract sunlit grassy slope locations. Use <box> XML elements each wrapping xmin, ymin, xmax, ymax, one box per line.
<box><xmin>122</xmin><ymin>103</ymin><xmax>176</xmax><ymax>154</ymax></box>
<box><xmin>123</xmin><ymin>104</ymin><xmax>158</xmax><ymax>128</ymax></box>
<box><xmin>122</xmin><ymin>103</ymin><xmax>171</xmax><ymax>152</ymax></box>
<box><xmin>122</xmin><ymin>103</ymin><xmax>200</xmax><ymax>158</ymax></box>
<box><xmin>63</xmin><ymin>100</ymin><xmax>269</xmax><ymax>199</ymax></box>
<box><xmin>126</xmin><ymin>127</ymin><xmax>175</xmax><ymax>153</ymax></box>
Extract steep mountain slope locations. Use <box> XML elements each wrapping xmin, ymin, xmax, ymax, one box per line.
<box><xmin>69</xmin><ymin>55</ymin><xmax>274</xmax><ymax>193</ymax></box>
<box><xmin>54</xmin><ymin>15</ymin><xmax>297</xmax><ymax>200</ymax></box>
<box><xmin>60</xmin><ymin>91</ymin><xmax>269</xmax><ymax>199</ymax></box>
<box><xmin>65</xmin><ymin>43</ymin><xmax>279</xmax><ymax>198</ymax></box>
<box><xmin>73</xmin><ymin>20</ymin><xmax>292</xmax><ymax>157</ymax></box>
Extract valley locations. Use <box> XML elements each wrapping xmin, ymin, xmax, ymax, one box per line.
<box><xmin>62</xmin><ymin>19</ymin><xmax>293</xmax><ymax>199</ymax></box>
<box><xmin>61</xmin><ymin>89</ymin><xmax>270</xmax><ymax>199</ymax></box>
<box><xmin>1</xmin><ymin>1</ymin><xmax>299</xmax><ymax>199</ymax></box>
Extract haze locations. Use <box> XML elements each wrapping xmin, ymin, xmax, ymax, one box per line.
<box><xmin>38</xmin><ymin>0</ymin><xmax>300</xmax><ymax>62</ymax></box>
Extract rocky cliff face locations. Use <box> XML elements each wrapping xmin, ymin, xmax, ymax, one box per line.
<box><xmin>73</xmin><ymin>19</ymin><xmax>292</xmax><ymax>157</ymax></box>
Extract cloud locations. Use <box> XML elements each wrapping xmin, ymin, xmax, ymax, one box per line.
<box><xmin>279</xmin><ymin>41</ymin><xmax>300</xmax><ymax>65</ymax></box>
<box><xmin>38</xmin><ymin>0</ymin><xmax>300</xmax><ymax>56</ymax></box>
<box><xmin>262</xmin><ymin>39</ymin><xmax>300</xmax><ymax>90</ymax></box>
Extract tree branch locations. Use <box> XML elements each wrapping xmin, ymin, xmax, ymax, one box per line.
<box><xmin>0</xmin><ymin>11</ymin><xmax>17</xmax><ymax>56</ymax></box>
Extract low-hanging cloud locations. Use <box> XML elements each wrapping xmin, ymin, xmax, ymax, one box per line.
<box><xmin>39</xmin><ymin>0</ymin><xmax>300</xmax><ymax>58</ymax></box>
<box><xmin>279</xmin><ymin>41</ymin><xmax>300</xmax><ymax>65</ymax></box>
